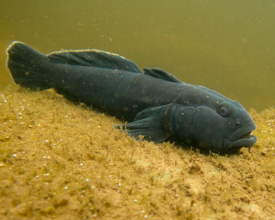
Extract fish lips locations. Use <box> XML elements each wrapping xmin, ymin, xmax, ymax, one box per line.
<box><xmin>223</xmin><ymin>122</ymin><xmax>257</xmax><ymax>149</ymax></box>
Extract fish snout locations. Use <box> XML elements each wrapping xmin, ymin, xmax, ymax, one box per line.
<box><xmin>224</xmin><ymin>122</ymin><xmax>257</xmax><ymax>149</ymax></box>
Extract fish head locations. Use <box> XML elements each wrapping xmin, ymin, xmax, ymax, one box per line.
<box><xmin>185</xmin><ymin>101</ymin><xmax>257</xmax><ymax>151</ymax></box>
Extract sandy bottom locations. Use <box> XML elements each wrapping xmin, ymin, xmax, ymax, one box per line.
<box><xmin>0</xmin><ymin>85</ymin><xmax>274</xmax><ymax>219</ymax></box>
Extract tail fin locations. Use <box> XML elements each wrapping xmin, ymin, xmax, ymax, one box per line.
<box><xmin>6</xmin><ymin>41</ymin><xmax>52</xmax><ymax>90</ymax></box>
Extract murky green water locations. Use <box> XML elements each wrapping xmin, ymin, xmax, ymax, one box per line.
<box><xmin>1</xmin><ymin>0</ymin><xmax>274</xmax><ymax>112</ymax></box>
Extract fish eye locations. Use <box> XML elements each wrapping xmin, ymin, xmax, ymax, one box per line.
<box><xmin>217</xmin><ymin>103</ymin><xmax>231</xmax><ymax>117</ymax></box>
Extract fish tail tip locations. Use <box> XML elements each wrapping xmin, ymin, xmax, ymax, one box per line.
<box><xmin>6</xmin><ymin>41</ymin><xmax>51</xmax><ymax>90</ymax></box>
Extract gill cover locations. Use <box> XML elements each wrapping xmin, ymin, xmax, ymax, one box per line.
<box><xmin>162</xmin><ymin>104</ymin><xmax>231</xmax><ymax>149</ymax></box>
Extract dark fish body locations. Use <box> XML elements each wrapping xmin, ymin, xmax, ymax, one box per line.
<box><xmin>6</xmin><ymin>41</ymin><xmax>257</xmax><ymax>151</ymax></box>
<box><xmin>42</xmin><ymin>63</ymin><xmax>181</xmax><ymax>121</ymax></box>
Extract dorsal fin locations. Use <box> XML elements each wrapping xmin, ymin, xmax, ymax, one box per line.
<box><xmin>143</xmin><ymin>67</ymin><xmax>182</xmax><ymax>83</ymax></box>
<box><xmin>47</xmin><ymin>49</ymin><xmax>143</xmax><ymax>73</ymax></box>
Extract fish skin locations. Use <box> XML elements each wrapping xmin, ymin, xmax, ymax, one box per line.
<box><xmin>6</xmin><ymin>41</ymin><xmax>257</xmax><ymax>151</ymax></box>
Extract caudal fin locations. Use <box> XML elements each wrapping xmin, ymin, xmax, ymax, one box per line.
<box><xmin>6</xmin><ymin>41</ymin><xmax>52</xmax><ymax>90</ymax></box>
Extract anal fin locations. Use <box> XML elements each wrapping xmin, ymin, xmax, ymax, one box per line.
<box><xmin>54</xmin><ymin>88</ymin><xmax>80</xmax><ymax>103</ymax></box>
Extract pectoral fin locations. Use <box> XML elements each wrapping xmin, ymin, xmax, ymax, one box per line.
<box><xmin>116</xmin><ymin>105</ymin><xmax>171</xmax><ymax>143</ymax></box>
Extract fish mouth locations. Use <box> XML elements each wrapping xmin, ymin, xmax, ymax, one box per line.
<box><xmin>223</xmin><ymin>122</ymin><xmax>257</xmax><ymax>149</ymax></box>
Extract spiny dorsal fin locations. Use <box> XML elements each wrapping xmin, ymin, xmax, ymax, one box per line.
<box><xmin>144</xmin><ymin>67</ymin><xmax>182</xmax><ymax>83</ymax></box>
<box><xmin>47</xmin><ymin>49</ymin><xmax>143</xmax><ymax>73</ymax></box>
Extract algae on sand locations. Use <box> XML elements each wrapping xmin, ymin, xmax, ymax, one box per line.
<box><xmin>0</xmin><ymin>85</ymin><xmax>275</xmax><ymax>219</ymax></box>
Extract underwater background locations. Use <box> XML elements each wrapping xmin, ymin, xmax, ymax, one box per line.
<box><xmin>1</xmin><ymin>1</ymin><xmax>275</xmax><ymax>219</ymax></box>
<box><xmin>0</xmin><ymin>0</ymin><xmax>274</xmax><ymax>112</ymax></box>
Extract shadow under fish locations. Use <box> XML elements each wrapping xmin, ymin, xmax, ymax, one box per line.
<box><xmin>6</xmin><ymin>41</ymin><xmax>257</xmax><ymax>151</ymax></box>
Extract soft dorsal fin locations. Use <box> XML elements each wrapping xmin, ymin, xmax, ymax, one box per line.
<box><xmin>47</xmin><ymin>49</ymin><xmax>143</xmax><ymax>73</ymax></box>
<box><xmin>143</xmin><ymin>67</ymin><xmax>182</xmax><ymax>83</ymax></box>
